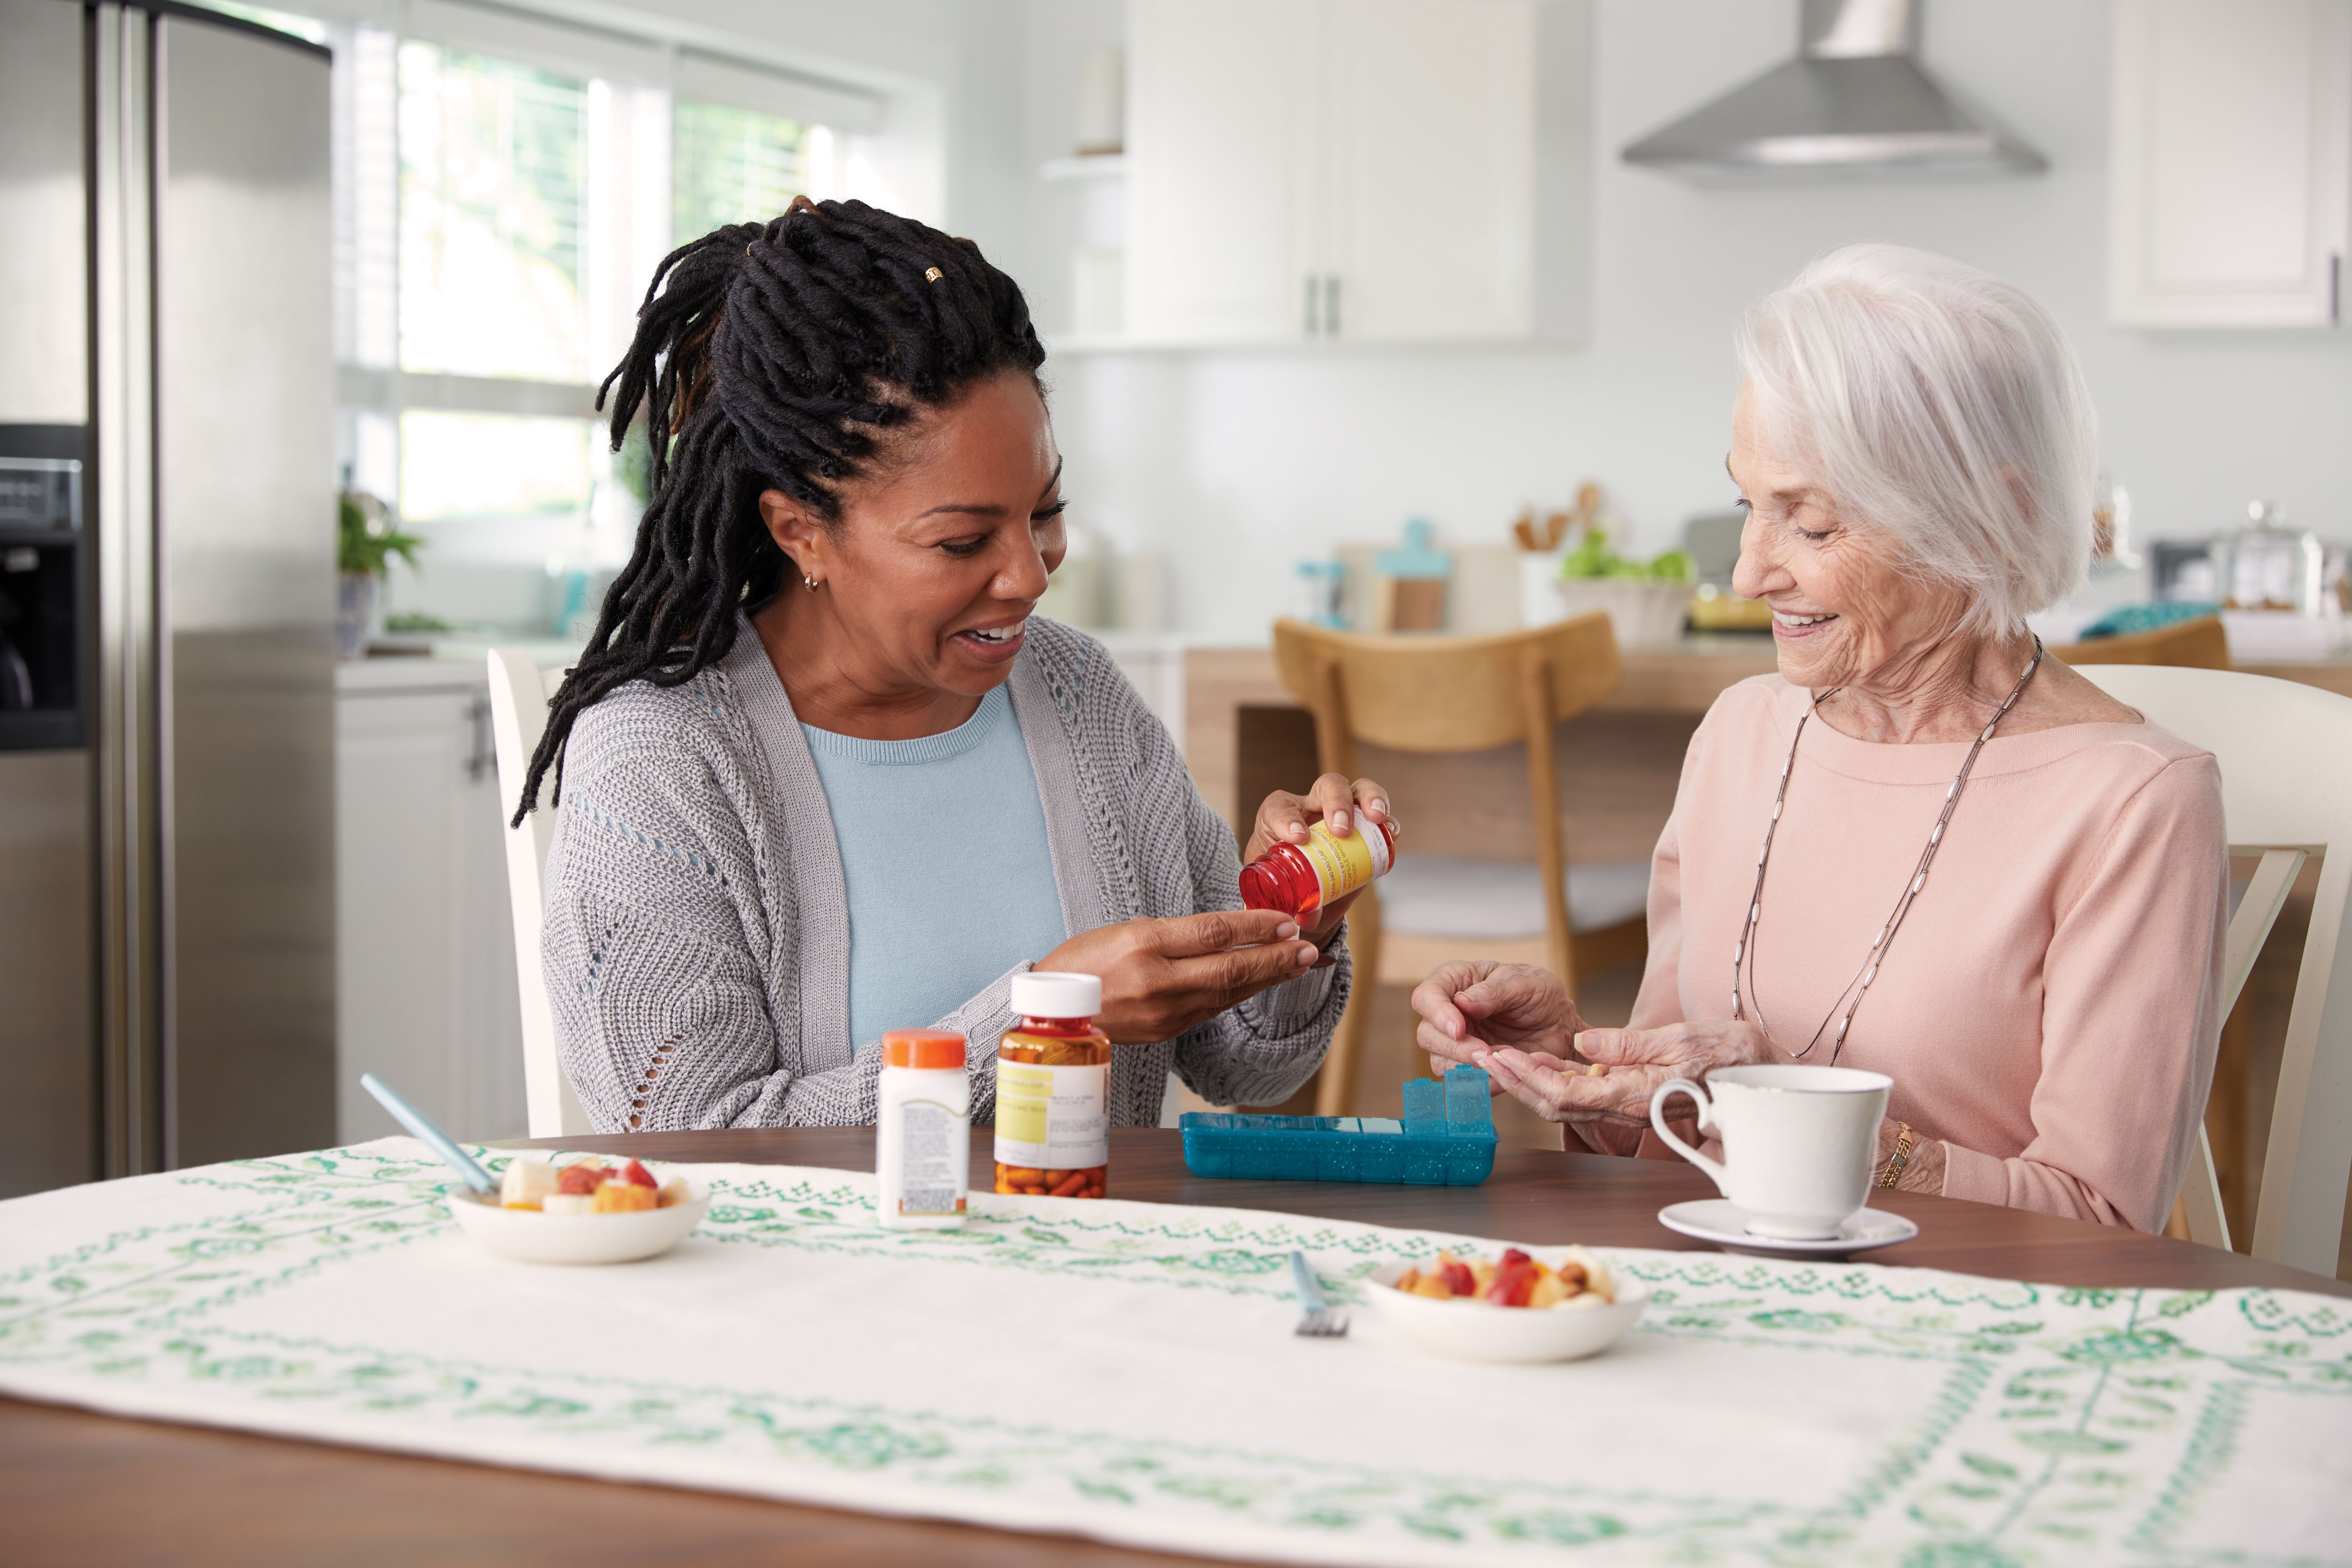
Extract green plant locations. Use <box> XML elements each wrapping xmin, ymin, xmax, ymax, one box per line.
<box><xmin>383</xmin><ymin>610</ymin><xmax>458</xmax><ymax>634</ymax></box>
<box><xmin>1558</xmin><ymin>531</ymin><xmax>1693</xmax><ymax>582</ymax></box>
<box><xmin>339</xmin><ymin>491</ymin><xmax>423</xmax><ymax>579</ymax></box>
<box><xmin>1645</xmin><ymin>547</ymin><xmax>1694</xmax><ymax>582</ymax></box>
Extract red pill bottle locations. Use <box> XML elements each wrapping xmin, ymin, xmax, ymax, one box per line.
<box><xmin>993</xmin><ymin>971</ymin><xmax>1111</xmax><ymax>1199</ymax></box>
<box><xmin>1239</xmin><ymin>818</ymin><xmax>1397</xmax><ymax>918</ymax></box>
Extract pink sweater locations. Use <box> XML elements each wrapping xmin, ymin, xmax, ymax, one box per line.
<box><xmin>1629</xmin><ymin>675</ymin><xmax>2227</xmax><ymax>1230</ymax></box>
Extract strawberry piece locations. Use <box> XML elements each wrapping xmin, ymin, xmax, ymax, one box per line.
<box><xmin>1488</xmin><ymin>1260</ymin><xmax>1538</xmax><ymax>1307</ymax></box>
<box><xmin>555</xmin><ymin>1162</ymin><xmax>608</xmax><ymax>1196</ymax></box>
<box><xmin>1499</xmin><ymin>1247</ymin><xmax>1533</xmax><ymax>1268</ymax></box>
<box><xmin>620</xmin><ymin>1159</ymin><xmax>658</xmax><ymax>1188</ymax></box>
<box><xmin>1437</xmin><ymin>1259</ymin><xmax>1476</xmax><ymax>1298</ymax></box>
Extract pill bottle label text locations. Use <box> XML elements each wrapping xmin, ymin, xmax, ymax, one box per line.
<box><xmin>993</xmin><ymin>1061</ymin><xmax>1109</xmax><ymax>1170</ymax></box>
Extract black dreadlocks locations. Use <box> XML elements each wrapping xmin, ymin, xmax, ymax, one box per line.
<box><xmin>513</xmin><ymin>197</ymin><xmax>1046</xmax><ymax>826</ymax></box>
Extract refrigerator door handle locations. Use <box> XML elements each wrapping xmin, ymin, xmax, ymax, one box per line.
<box><xmin>465</xmin><ymin>694</ymin><xmax>494</xmax><ymax>784</ymax></box>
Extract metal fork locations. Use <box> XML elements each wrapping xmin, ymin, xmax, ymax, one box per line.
<box><xmin>1289</xmin><ymin>1250</ymin><xmax>1349</xmax><ymax>1338</ymax></box>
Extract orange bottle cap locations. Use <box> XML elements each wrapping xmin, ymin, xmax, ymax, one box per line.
<box><xmin>882</xmin><ymin>1029</ymin><xmax>966</xmax><ymax>1069</ymax></box>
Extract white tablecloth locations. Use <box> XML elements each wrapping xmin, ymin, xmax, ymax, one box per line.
<box><xmin>0</xmin><ymin>1140</ymin><xmax>2345</xmax><ymax>1566</ymax></box>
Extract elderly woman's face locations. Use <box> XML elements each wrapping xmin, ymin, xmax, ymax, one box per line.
<box><xmin>1727</xmin><ymin>383</ymin><xmax>1967</xmax><ymax>691</ymax></box>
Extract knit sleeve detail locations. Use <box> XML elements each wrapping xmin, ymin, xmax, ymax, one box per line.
<box><xmin>1016</xmin><ymin>620</ymin><xmax>1348</xmax><ymax>1116</ymax></box>
<box><xmin>542</xmin><ymin>680</ymin><xmax>881</xmax><ymax>1129</ymax></box>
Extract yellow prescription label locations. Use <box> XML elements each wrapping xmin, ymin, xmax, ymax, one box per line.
<box><xmin>994</xmin><ymin>1060</ymin><xmax>1109</xmax><ymax>1168</ymax></box>
<box><xmin>1297</xmin><ymin>821</ymin><xmax>1391</xmax><ymax>903</ymax></box>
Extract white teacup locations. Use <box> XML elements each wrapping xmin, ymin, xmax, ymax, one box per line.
<box><xmin>1649</xmin><ymin>1064</ymin><xmax>1893</xmax><ymax>1240</ymax></box>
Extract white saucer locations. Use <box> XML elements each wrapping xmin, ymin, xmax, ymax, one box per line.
<box><xmin>1656</xmin><ymin>1199</ymin><xmax>1918</xmax><ymax>1261</ymax></box>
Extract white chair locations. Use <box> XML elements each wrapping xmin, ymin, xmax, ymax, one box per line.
<box><xmin>486</xmin><ymin>650</ymin><xmax>592</xmax><ymax>1138</ymax></box>
<box><xmin>2078</xmin><ymin>664</ymin><xmax>2352</xmax><ymax>1273</ymax></box>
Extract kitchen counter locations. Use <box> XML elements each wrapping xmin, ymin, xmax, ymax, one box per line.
<box><xmin>334</xmin><ymin>640</ymin><xmax>582</xmax><ymax>695</ymax></box>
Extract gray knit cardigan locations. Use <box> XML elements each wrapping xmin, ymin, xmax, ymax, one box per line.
<box><xmin>541</xmin><ymin>614</ymin><xmax>1350</xmax><ymax>1130</ymax></box>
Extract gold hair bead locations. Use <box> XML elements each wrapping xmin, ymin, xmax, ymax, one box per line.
<box><xmin>924</xmin><ymin>267</ymin><xmax>944</xmax><ymax>283</ymax></box>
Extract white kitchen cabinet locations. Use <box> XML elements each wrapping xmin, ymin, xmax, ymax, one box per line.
<box><xmin>2109</xmin><ymin>0</ymin><xmax>2352</xmax><ymax>328</ymax></box>
<box><xmin>337</xmin><ymin>665</ymin><xmax>528</xmax><ymax>1146</ymax></box>
<box><xmin>1126</xmin><ymin>0</ymin><xmax>1321</xmax><ymax>343</ymax></box>
<box><xmin>1121</xmin><ymin>0</ymin><xmax>1579</xmax><ymax>348</ymax></box>
<box><xmin>1322</xmin><ymin>0</ymin><xmax>1535</xmax><ymax>343</ymax></box>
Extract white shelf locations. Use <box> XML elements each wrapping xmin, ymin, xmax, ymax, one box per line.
<box><xmin>1039</xmin><ymin>153</ymin><xmax>1127</xmax><ymax>182</ymax></box>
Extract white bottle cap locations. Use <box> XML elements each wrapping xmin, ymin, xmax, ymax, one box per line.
<box><xmin>1010</xmin><ymin>970</ymin><xmax>1102</xmax><ymax>1019</ymax></box>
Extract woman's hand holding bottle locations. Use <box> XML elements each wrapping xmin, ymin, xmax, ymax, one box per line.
<box><xmin>1035</xmin><ymin>772</ymin><xmax>1386</xmax><ymax>1045</ymax></box>
<box><xmin>1243</xmin><ymin>772</ymin><xmax>1395</xmax><ymax>944</ymax></box>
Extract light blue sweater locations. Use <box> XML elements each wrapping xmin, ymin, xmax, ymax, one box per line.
<box><xmin>801</xmin><ymin>684</ymin><xmax>1069</xmax><ymax>1046</ymax></box>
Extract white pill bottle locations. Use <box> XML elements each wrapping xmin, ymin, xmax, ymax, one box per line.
<box><xmin>875</xmin><ymin>1028</ymin><xmax>971</xmax><ymax>1230</ymax></box>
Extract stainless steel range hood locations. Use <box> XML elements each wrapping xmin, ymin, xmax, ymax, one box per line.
<box><xmin>1622</xmin><ymin>0</ymin><xmax>2045</xmax><ymax>182</ymax></box>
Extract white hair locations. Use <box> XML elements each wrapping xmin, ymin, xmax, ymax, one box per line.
<box><xmin>1734</xmin><ymin>244</ymin><xmax>2098</xmax><ymax>637</ymax></box>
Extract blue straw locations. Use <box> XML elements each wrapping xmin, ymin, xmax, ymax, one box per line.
<box><xmin>360</xmin><ymin>1073</ymin><xmax>497</xmax><ymax>1194</ymax></box>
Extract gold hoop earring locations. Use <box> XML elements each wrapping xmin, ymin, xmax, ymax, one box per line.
<box><xmin>803</xmin><ymin>574</ymin><xmax>819</xmax><ymax>591</ymax></box>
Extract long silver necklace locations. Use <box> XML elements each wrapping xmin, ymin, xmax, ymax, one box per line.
<box><xmin>1732</xmin><ymin>637</ymin><xmax>2043</xmax><ymax>1063</ymax></box>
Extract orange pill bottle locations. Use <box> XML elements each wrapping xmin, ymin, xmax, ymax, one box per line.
<box><xmin>993</xmin><ymin>971</ymin><xmax>1111</xmax><ymax>1199</ymax></box>
<box><xmin>1239</xmin><ymin>818</ymin><xmax>1397</xmax><ymax>918</ymax></box>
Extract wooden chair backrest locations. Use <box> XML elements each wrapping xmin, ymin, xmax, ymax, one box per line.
<box><xmin>2062</xmin><ymin>614</ymin><xmax>2231</xmax><ymax>670</ymax></box>
<box><xmin>1269</xmin><ymin>615</ymin><xmax>1623</xmax><ymax>762</ymax></box>
<box><xmin>1268</xmin><ymin>616</ymin><xmax>1625</xmax><ymax>988</ymax></box>
<box><xmin>485</xmin><ymin>650</ymin><xmax>592</xmax><ymax>1139</ymax></box>
<box><xmin>2077</xmin><ymin>664</ymin><xmax>2352</xmax><ymax>1272</ymax></box>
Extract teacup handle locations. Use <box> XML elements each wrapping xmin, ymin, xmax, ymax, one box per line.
<box><xmin>1650</xmin><ymin>1077</ymin><xmax>1730</xmax><ymax>1196</ymax></box>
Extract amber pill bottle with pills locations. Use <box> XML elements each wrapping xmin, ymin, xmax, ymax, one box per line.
<box><xmin>993</xmin><ymin>971</ymin><xmax>1111</xmax><ymax>1199</ymax></box>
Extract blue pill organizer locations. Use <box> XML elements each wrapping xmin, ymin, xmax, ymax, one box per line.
<box><xmin>1177</xmin><ymin>1065</ymin><xmax>1497</xmax><ymax>1186</ymax></box>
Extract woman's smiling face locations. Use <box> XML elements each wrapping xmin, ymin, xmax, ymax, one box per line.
<box><xmin>1727</xmin><ymin>381</ymin><xmax>1967</xmax><ymax>692</ymax></box>
<box><xmin>761</xmin><ymin>370</ymin><xmax>1067</xmax><ymax>703</ymax></box>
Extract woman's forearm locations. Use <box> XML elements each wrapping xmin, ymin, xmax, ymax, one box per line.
<box><xmin>1176</xmin><ymin>938</ymin><xmax>1350</xmax><ymax>1108</ymax></box>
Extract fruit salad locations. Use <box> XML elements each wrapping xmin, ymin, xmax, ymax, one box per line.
<box><xmin>497</xmin><ymin>1156</ymin><xmax>693</xmax><ymax>1215</ymax></box>
<box><xmin>1391</xmin><ymin>1246</ymin><xmax>1615</xmax><ymax>1309</ymax></box>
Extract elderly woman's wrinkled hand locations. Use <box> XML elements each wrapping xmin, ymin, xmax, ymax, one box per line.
<box><xmin>1478</xmin><ymin>1019</ymin><xmax>1790</xmax><ymax>1126</ymax></box>
<box><xmin>1410</xmin><ymin>962</ymin><xmax>1583</xmax><ymax>1087</ymax></box>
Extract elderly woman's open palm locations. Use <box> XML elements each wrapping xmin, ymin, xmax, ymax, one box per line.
<box><xmin>1414</xmin><ymin>963</ymin><xmax>1785</xmax><ymax>1149</ymax></box>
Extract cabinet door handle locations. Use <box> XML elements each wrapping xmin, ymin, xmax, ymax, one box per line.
<box><xmin>1303</xmin><ymin>274</ymin><xmax>1320</xmax><ymax>337</ymax></box>
<box><xmin>465</xmin><ymin>694</ymin><xmax>493</xmax><ymax>784</ymax></box>
<box><xmin>1323</xmin><ymin>274</ymin><xmax>1341</xmax><ymax>338</ymax></box>
<box><xmin>2333</xmin><ymin>252</ymin><xmax>2342</xmax><ymax>325</ymax></box>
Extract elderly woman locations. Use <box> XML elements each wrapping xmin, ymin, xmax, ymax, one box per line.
<box><xmin>1414</xmin><ymin>245</ymin><xmax>2225</xmax><ymax>1230</ymax></box>
<box><xmin>519</xmin><ymin>198</ymin><xmax>1385</xmax><ymax>1131</ymax></box>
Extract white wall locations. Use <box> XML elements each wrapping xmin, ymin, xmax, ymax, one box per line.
<box><xmin>1014</xmin><ymin>0</ymin><xmax>2352</xmax><ymax>639</ymax></box>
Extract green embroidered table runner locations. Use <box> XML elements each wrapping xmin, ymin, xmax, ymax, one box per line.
<box><xmin>1</xmin><ymin>1140</ymin><xmax>2344</xmax><ymax>1567</ymax></box>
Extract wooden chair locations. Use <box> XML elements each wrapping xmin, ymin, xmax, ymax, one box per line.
<box><xmin>485</xmin><ymin>650</ymin><xmax>592</xmax><ymax>1138</ymax></box>
<box><xmin>1270</xmin><ymin>616</ymin><xmax>1649</xmax><ymax>1116</ymax></box>
<box><xmin>2062</xmin><ymin>613</ymin><xmax>2231</xmax><ymax>670</ymax></box>
<box><xmin>2076</xmin><ymin>664</ymin><xmax>2352</xmax><ymax>1274</ymax></box>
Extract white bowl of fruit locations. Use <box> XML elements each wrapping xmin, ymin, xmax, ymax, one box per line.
<box><xmin>1362</xmin><ymin>1246</ymin><xmax>1648</xmax><ymax>1363</ymax></box>
<box><xmin>446</xmin><ymin>1155</ymin><xmax>708</xmax><ymax>1265</ymax></box>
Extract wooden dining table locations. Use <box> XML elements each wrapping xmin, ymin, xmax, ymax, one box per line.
<box><xmin>5</xmin><ymin>1127</ymin><xmax>2343</xmax><ymax>1567</ymax></box>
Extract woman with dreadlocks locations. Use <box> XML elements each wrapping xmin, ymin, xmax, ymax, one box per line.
<box><xmin>517</xmin><ymin>198</ymin><xmax>1383</xmax><ymax>1130</ymax></box>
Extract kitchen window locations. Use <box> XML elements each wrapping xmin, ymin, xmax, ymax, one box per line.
<box><xmin>192</xmin><ymin>0</ymin><xmax>899</xmax><ymax>634</ymax></box>
<box><xmin>397</xmin><ymin>43</ymin><xmax>590</xmax><ymax>384</ymax></box>
<box><xmin>672</xmin><ymin>99</ymin><xmax>837</xmax><ymax>247</ymax></box>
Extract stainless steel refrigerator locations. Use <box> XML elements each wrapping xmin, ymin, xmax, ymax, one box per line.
<box><xmin>0</xmin><ymin>0</ymin><xmax>335</xmax><ymax>1196</ymax></box>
